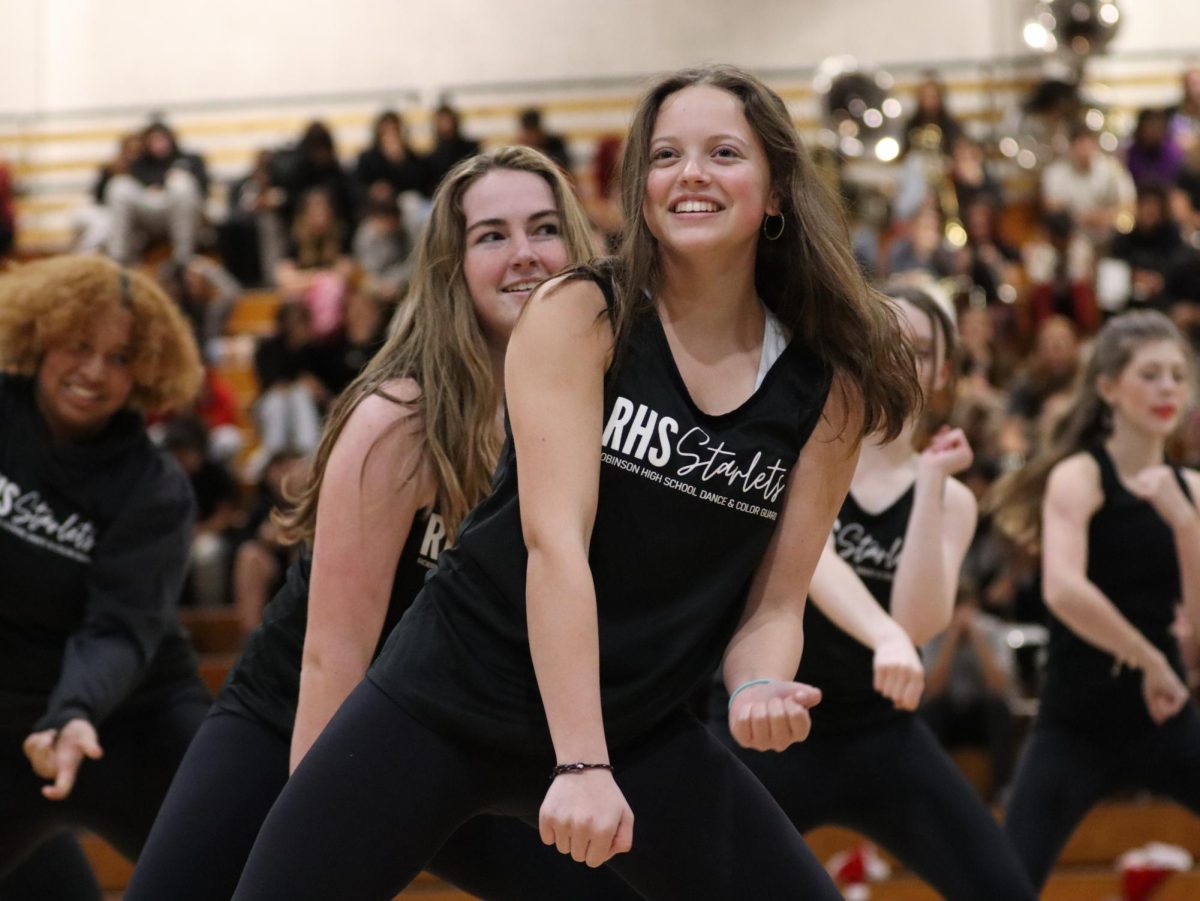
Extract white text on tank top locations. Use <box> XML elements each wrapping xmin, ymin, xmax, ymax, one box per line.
<box><xmin>417</xmin><ymin>512</ymin><xmax>447</xmax><ymax>569</ymax></box>
<box><xmin>599</xmin><ymin>303</ymin><xmax>791</xmax><ymax>521</ymax></box>
<box><xmin>833</xmin><ymin>515</ymin><xmax>904</xmax><ymax>583</ymax></box>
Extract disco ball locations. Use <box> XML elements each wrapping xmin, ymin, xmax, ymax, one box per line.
<box><xmin>813</xmin><ymin>56</ymin><xmax>901</xmax><ymax>161</ymax></box>
<box><xmin>1023</xmin><ymin>0</ymin><xmax>1121</xmax><ymax>57</ymax></box>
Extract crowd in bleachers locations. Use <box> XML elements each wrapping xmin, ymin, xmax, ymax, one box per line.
<box><xmin>4</xmin><ymin>67</ymin><xmax>1200</xmax><ymax>804</ymax></box>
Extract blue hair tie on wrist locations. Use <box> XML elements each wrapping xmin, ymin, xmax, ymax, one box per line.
<box><xmin>727</xmin><ymin>678</ymin><xmax>772</xmax><ymax>711</ymax></box>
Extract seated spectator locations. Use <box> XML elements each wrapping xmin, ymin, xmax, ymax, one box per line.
<box><xmin>275</xmin><ymin>186</ymin><xmax>355</xmax><ymax>338</ymax></box>
<box><xmin>1168</xmin><ymin>66</ymin><xmax>1200</xmax><ymax>157</ymax></box>
<box><xmin>1000</xmin><ymin>315</ymin><xmax>1080</xmax><ymax>460</ymax></box>
<box><xmin>0</xmin><ymin>157</ymin><xmax>14</xmax><ymax>258</ymax></box>
<box><xmin>921</xmin><ymin>590</ymin><xmax>1018</xmax><ymax>801</ymax></box>
<box><xmin>1041</xmin><ymin>122</ymin><xmax>1135</xmax><ymax>251</ymax></box>
<box><xmin>220</xmin><ymin>149</ymin><xmax>287</xmax><ymax>287</ymax></box>
<box><xmin>104</xmin><ymin>121</ymin><xmax>208</xmax><ymax>265</ymax></box>
<box><xmin>423</xmin><ymin>102</ymin><xmax>480</xmax><ymax>193</ymax></box>
<box><xmin>950</xmin><ymin>136</ymin><xmax>1004</xmax><ymax>212</ymax></box>
<box><xmin>158</xmin><ymin>255</ymin><xmax>241</xmax><ymax>360</ymax></box>
<box><xmin>1109</xmin><ymin>182</ymin><xmax>1186</xmax><ymax>309</ymax></box>
<box><xmin>1163</xmin><ymin>244</ymin><xmax>1200</xmax><ymax>343</ymax></box>
<box><xmin>352</xmin><ymin>197</ymin><xmax>412</xmax><ymax>299</ymax></box>
<box><xmin>954</xmin><ymin>307</ymin><xmax>1011</xmax><ymax>462</ymax></box>
<box><xmin>1125</xmin><ymin>107</ymin><xmax>1185</xmax><ymax>189</ymax></box>
<box><xmin>163</xmin><ymin>415</ymin><xmax>243</xmax><ymax>608</ymax></box>
<box><xmin>274</xmin><ymin>121</ymin><xmax>354</xmax><ymax>228</ymax></box>
<box><xmin>1172</xmin><ymin>167</ymin><xmax>1200</xmax><ymax>248</ymax></box>
<box><xmin>354</xmin><ymin>110</ymin><xmax>425</xmax><ymax>209</ymax></box>
<box><xmin>903</xmin><ymin>72</ymin><xmax>962</xmax><ymax>158</ymax></box>
<box><xmin>952</xmin><ymin>198</ymin><xmax>1022</xmax><ymax>306</ymax></box>
<box><xmin>1023</xmin><ymin>210</ymin><xmax>1098</xmax><ymax>332</ymax></box>
<box><xmin>886</xmin><ymin>205</ymin><xmax>955</xmax><ymax>278</ymax></box>
<box><xmin>192</xmin><ymin>367</ymin><xmax>245</xmax><ymax>463</ymax></box>
<box><xmin>230</xmin><ymin>450</ymin><xmax>305</xmax><ymax>635</ymax></box>
<box><xmin>516</xmin><ymin>107</ymin><xmax>571</xmax><ymax>173</ymax></box>
<box><xmin>584</xmin><ymin>135</ymin><xmax>624</xmax><ymax>249</ymax></box>
<box><xmin>251</xmin><ymin>301</ymin><xmax>323</xmax><ymax>473</ymax></box>
<box><xmin>74</xmin><ymin>132</ymin><xmax>143</xmax><ymax>254</ymax></box>
<box><xmin>307</xmin><ymin>288</ymin><xmax>388</xmax><ymax>398</ymax></box>
<box><xmin>957</xmin><ymin>305</ymin><xmax>1012</xmax><ymax>392</ymax></box>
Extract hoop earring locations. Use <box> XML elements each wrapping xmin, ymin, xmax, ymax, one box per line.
<box><xmin>762</xmin><ymin>213</ymin><xmax>785</xmax><ymax>241</ymax></box>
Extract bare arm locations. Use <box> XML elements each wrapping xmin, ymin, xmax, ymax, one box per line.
<box><xmin>506</xmin><ymin>277</ymin><xmax>632</xmax><ymax>868</ymax></box>
<box><xmin>891</xmin><ymin>476</ymin><xmax>978</xmax><ymax>645</ymax></box>
<box><xmin>806</xmin><ymin>539</ymin><xmax>925</xmax><ymax>711</ymax></box>
<box><xmin>508</xmin><ymin>278</ymin><xmax>611</xmax><ymax>768</ymax></box>
<box><xmin>1123</xmin><ymin>465</ymin><xmax>1200</xmax><ymax>649</ymax></box>
<box><xmin>290</xmin><ymin>384</ymin><xmax>432</xmax><ymax>771</ymax></box>
<box><xmin>891</xmin><ymin>429</ymin><xmax>978</xmax><ymax>645</ymax></box>
<box><xmin>722</xmin><ymin>379</ymin><xmax>863</xmax><ymax>746</ymax></box>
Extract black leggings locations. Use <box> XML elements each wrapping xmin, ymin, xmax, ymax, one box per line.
<box><xmin>128</xmin><ymin>709</ymin><xmax>638</xmax><ymax>901</ymax></box>
<box><xmin>713</xmin><ymin>713</ymin><xmax>1036</xmax><ymax>901</ymax></box>
<box><xmin>1004</xmin><ymin>704</ymin><xmax>1200</xmax><ymax>890</ymax></box>
<box><xmin>0</xmin><ymin>683</ymin><xmax>210</xmax><ymax>883</ymax></box>
<box><xmin>0</xmin><ymin>832</ymin><xmax>102</xmax><ymax>901</ymax></box>
<box><xmin>230</xmin><ymin>679</ymin><xmax>842</xmax><ymax>901</ymax></box>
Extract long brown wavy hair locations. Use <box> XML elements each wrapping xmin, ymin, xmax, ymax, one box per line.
<box><xmin>278</xmin><ymin>146</ymin><xmax>596</xmax><ymax>544</ymax></box>
<box><xmin>607</xmin><ymin>64</ymin><xmax>920</xmax><ymax>440</ymax></box>
<box><xmin>0</xmin><ymin>254</ymin><xmax>202</xmax><ymax>411</ymax></box>
<box><xmin>988</xmin><ymin>310</ymin><xmax>1193</xmax><ymax>548</ymax></box>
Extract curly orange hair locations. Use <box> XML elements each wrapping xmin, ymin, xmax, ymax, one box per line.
<box><xmin>0</xmin><ymin>255</ymin><xmax>202</xmax><ymax>412</ymax></box>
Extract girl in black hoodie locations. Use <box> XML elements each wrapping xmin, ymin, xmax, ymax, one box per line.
<box><xmin>0</xmin><ymin>255</ymin><xmax>209</xmax><ymax>894</ymax></box>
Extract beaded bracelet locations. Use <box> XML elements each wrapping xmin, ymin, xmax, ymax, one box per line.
<box><xmin>727</xmin><ymin>678</ymin><xmax>773</xmax><ymax>710</ymax></box>
<box><xmin>550</xmin><ymin>762</ymin><xmax>614</xmax><ymax>781</ymax></box>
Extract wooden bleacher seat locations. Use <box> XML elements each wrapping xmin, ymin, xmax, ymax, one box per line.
<box><xmin>84</xmin><ymin>833</ymin><xmax>475</xmax><ymax>899</ymax></box>
<box><xmin>196</xmin><ymin>652</ymin><xmax>238</xmax><ymax>696</ymax></box>
<box><xmin>178</xmin><ymin>607</ymin><xmax>244</xmax><ymax>654</ymax></box>
<box><xmin>225</xmin><ymin>290</ymin><xmax>281</xmax><ymax>338</ymax></box>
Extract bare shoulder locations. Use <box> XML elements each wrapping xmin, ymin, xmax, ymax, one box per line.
<box><xmin>944</xmin><ymin>476</ymin><xmax>979</xmax><ymax>527</ymax></box>
<box><xmin>810</xmin><ymin>371</ymin><xmax>865</xmax><ymax>449</ymax></box>
<box><xmin>335</xmin><ymin>379</ymin><xmax>425</xmax><ymax>461</ymax></box>
<box><xmin>516</xmin><ymin>274</ymin><xmax>611</xmax><ymax>337</ymax></box>
<box><xmin>1046</xmin><ymin>452</ymin><xmax>1103</xmax><ymax>516</ymax></box>
<box><xmin>1181</xmin><ymin>467</ymin><xmax>1200</xmax><ymax>500</ymax></box>
<box><xmin>509</xmin><ymin>275</ymin><xmax>614</xmax><ymax>380</ymax></box>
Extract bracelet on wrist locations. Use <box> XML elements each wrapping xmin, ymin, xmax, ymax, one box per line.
<box><xmin>727</xmin><ymin>678</ymin><xmax>772</xmax><ymax>711</ymax></box>
<box><xmin>550</xmin><ymin>761</ymin><xmax>613</xmax><ymax>781</ymax></box>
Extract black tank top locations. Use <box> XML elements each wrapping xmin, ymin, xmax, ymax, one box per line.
<box><xmin>1038</xmin><ymin>445</ymin><xmax>1192</xmax><ymax>735</ymax></box>
<box><xmin>369</xmin><ymin>273</ymin><xmax>832</xmax><ymax>752</ymax></box>
<box><xmin>795</xmin><ymin>486</ymin><xmax>915</xmax><ymax>735</ymax></box>
<box><xmin>214</xmin><ymin>507</ymin><xmax>447</xmax><ymax>738</ymax></box>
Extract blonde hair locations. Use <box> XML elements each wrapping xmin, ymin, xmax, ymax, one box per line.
<box><xmin>989</xmin><ymin>310</ymin><xmax>1193</xmax><ymax>547</ymax></box>
<box><xmin>606</xmin><ymin>64</ymin><xmax>921</xmax><ymax>440</ymax></box>
<box><xmin>291</xmin><ymin>187</ymin><xmax>345</xmax><ymax>270</ymax></box>
<box><xmin>0</xmin><ymin>254</ymin><xmax>202</xmax><ymax>411</ymax></box>
<box><xmin>279</xmin><ymin>146</ymin><xmax>595</xmax><ymax>543</ymax></box>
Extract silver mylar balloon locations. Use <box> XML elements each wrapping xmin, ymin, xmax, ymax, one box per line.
<box><xmin>813</xmin><ymin>55</ymin><xmax>902</xmax><ymax>161</ymax></box>
<box><xmin>1023</xmin><ymin>0</ymin><xmax>1121</xmax><ymax>57</ymax></box>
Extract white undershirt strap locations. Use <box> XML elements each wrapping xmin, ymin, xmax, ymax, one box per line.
<box><xmin>754</xmin><ymin>304</ymin><xmax>788</xmax><ymax>390</ymax></box>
